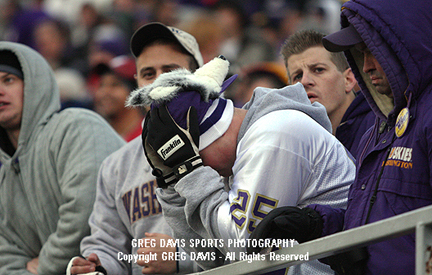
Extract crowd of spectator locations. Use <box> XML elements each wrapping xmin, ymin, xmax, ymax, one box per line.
<box><xmin>0</xmin><ymin>0</ymin><xmax>343</xmax><ymax>138</ymax></box>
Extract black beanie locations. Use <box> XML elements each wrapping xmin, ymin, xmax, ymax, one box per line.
<box><xmin>0</xmin><ymin>50</ymin><xmax>23</xmax><ymax>79</ymax></box>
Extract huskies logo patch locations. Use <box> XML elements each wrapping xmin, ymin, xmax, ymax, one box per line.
<box><xmin>384</xmin><ymin>146</ymin><xmax>413</xmax><ymax>169</ymax></box>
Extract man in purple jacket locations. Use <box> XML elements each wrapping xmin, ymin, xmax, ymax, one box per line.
<box><xmin>249</xmin><ymin>0</ymin><xmax>432</xmax><ymax>274</ymax></box>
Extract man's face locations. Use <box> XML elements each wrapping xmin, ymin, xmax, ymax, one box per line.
<box><xmin>135</xmin><ymin>44</ymin><xmax>191</xmax><ymax>87</ymax></box>
<box><xmin>198</xmin><ymin>108</ymin><xmax>246</xmax><ymax>177</ymax></box>
<box><xmin>287</xmin><ymin>46</ymin><xmax>354</xmax><ymax>118</ymax></box>
<box><xmin>200</xmin><ymin>133</ymin><xmax>237</xmax><ymax>177</ymax></box>
<box><xmin>94</xmin><ymin>73</ymin><xmax>130</xmax><ymax>119</ymax></box>
<box><xmin>356</xmin><ymin>42</ymin><xmax>392</xmax><ymax>98</ymax></box>
<box><xmin>0</xmin><ymin>72</ymin><xmax>23</xmax><ymax>131</ymax></box>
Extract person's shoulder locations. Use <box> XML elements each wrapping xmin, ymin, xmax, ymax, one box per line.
<box><xmin>53</xmin><ymin>108</ymin><xmax>120</xmax><ymax>136</ymax></box>
<box><xmin>245</xmin><ymin>109</ymin><xmax>331</xmax><ymax>145</ymax></box>
<box><xmin>255</xmin><ymin>109</ymin><xmax>326</xmax><ymax>131</ymax></box>
<box><xmin>48</xmin><ymin>107</ymin><xmax>125</xmax><ymax>147</ymax></box>
<box><xmin>106</xmin><ymin>136</ymin><xmax>142</xmax><ymax>160</ymax></box>
<box><xmin>56</xmin><ymin>107</ymin><xmax>107</xmax><ymax>124</ymax></box>
<box><xmin>98</xmin><ymin>135</ymin><xmax>153</xmax><ymax>183</ymax></box>
<box><xmin>101</xmin><ymin>136</ymin><xmax>145</xmax><ymax>168</ymax></box>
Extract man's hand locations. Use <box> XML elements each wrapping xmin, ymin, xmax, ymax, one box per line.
<box><xmin>26</xmin><ymin>257</ymin><xmax>39</xmax><ymax>274</ymax></box>
<box><xmin>146</xmin><ymin>105</ymin><xmax>202</xmax><ymax>180</ymax></box>
<box><xmin>137</xmin><ymin>233</ymin><xmax>177</xmax><ymax>274</ymax></box>
<box><xmin>247</xmin><ymin>206</ymin><xmax>323</xmax><ymax>254</ymax></box>
<box><xmin>68</xmin><ymin>254</ymin><xmax>106</xmax><ymax>275</ymax></box>
<box><xmin>142</xmin><ymin>112</ymin><xmax>177</xmax><ymax>188</ymax></box>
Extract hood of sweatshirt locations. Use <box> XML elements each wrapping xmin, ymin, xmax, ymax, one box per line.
<box><xmin>0</xmin><ymin>42</ymin><xmax>60</xmax><ymax>160</ymax></box>
<box><xmin>238</xmin><ymin>82</ymin><xmax>332</xmax><ymax>141</ymax></box>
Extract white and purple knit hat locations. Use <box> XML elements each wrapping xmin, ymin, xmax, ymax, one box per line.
<box><xmin>127</xmin><ymin>56</ymin><xmax>236</xmax><ymax>150</ymax></box>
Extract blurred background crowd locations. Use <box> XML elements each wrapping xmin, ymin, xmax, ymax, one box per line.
<box><xmin>0</xmin><ymin>0</ymin><xmax>345</xmax><ymax>140</ymax></box>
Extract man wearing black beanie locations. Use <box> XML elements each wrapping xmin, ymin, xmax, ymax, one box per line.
<box><xmin>0</xmin><ymin>42</ymin><xmax>125</xmax><ymax>274</ymax></box>
<box><xmin>0</xmin><ymin>50</ymin><xmax>23</xmax><ymax>79</ymax></box>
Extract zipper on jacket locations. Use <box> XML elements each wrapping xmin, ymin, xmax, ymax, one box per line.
<box><xmin>364</xmin><ymin>139</ymin><xmax>394</xmax><ymax>224</ymax></box>
<box><xmin>357</xmin><ymin>119</ymin><xmax>381</xmax><ymax>167</ymax></box>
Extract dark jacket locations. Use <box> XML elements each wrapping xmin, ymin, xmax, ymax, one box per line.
<box><xmin>311</xmin><ymin>0</ymin><xmax>432</xmax><ymax>274</ymax></box>
<box><xmin>335</xmin><ymin>91</ymin><xmax>375</xmax><ymax>160</ymax></box>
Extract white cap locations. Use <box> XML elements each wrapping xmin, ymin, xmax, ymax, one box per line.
<box><xmin>130</xmin><ymin>22</ymin><xmax>204</xmax><ymax>67</ymax></box>
<box><xmin>199</xmin><ymin>98</ymin><xmax>234</xmax><ymax>150</ymax></box>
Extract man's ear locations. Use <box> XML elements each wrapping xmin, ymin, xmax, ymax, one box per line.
<box><xmin>343</xmin><ymin>68</ymin><xmax>357</xmax><ymax>93</ymax></box>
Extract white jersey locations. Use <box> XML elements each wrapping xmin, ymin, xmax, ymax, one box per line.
<box><xmin>80</xmin><ymin>137</ymin><xmax>198</xmax><ymax>275</ymax></box>
<box><xmin>218</xmin><ymin>109</ymin><xmax>353</xmax><ymax>274</ymax></box>
<box><xmin>157</xmin><ymin>84</ymin><xmax>355</xmax><ymax>274</ymax></box>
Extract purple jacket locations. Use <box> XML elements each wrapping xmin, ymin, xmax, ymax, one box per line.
<box><xmin>335</xmin><ymin>91</ymin><xmax>375</xmax><ymax>160</ymax></box>
<box><xmin>311</xmin><ymin>0</ymin><xmax>432</xmax><ymax>274</ymax></box>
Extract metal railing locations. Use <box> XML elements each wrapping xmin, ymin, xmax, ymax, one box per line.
<box><xmin>191</xmin><ymin>204</ymin><xmax>432</xmax><ymax>275</ymax></box>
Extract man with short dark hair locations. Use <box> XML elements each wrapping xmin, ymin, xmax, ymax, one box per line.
<box><xmin>131</xmin><ymin>22</ymin><xmax>202</xmax><ymax>88</ymax></box>
<box><xmin>281</xmin><ymin>30</ymin><xmax>375</xmax><ymax>159</ymax></box>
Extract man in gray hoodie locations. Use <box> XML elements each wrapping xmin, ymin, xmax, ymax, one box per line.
<box><xmin>0</xmin><ymin>41</ymin><xmax>125</xmax><ymax>275</ymax></box>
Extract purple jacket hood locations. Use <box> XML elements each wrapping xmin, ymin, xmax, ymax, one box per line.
<box><xmin>340</xmin><ymin>0</ymin><xmax>432</xmax><ymax>124</ymax></box>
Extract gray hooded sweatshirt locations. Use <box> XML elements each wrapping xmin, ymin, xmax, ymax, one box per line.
<box><xmin>0</xmin><ymin>42</ymin><xmax>125</xmax><ymax>274</ymax></box>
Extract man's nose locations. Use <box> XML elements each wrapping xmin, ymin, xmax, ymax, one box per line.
<box><xmin>363</xmin><ymin>52</ymin><xmax>375</xmax><ymax>74</ymax></box>
<box><xmin>300</xmin><ymin>72</ymin><xmax>314</xmax><ymax>86</ymax></box>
